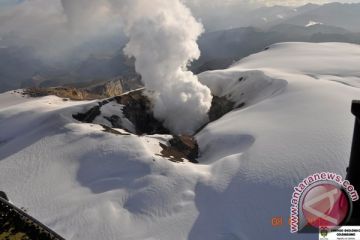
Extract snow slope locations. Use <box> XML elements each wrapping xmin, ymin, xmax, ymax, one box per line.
<box><xmin>1</xmin><ymin>42</ymin><xmax>360</xmax><ymax>239</ymax></box>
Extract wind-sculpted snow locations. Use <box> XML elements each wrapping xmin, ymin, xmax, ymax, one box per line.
<box><xmin>1</xmin><ymin>42</ymin><xmax>360</xmax><ymax>239</ymax></box>
<box><xmin>199</xmin><ymin>69</ymin><xmax>288</xmax><ymax>108</ymax></box>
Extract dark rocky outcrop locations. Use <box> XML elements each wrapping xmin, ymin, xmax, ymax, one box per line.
<box><xmin>84</xmin><ymin>79</ymin><xmax>123</xmax><ymax>97</ymax></box>
<box><xmin>72</xmin><ymin>89</ymin><xmax>169</xmax><ymax>135</ymax></box>
<box><xmin>113</xmin><ymin>90</ymin><xmax>170</xmax><ymax>135</ymax></box>
<box><xmin>101</xmin><ymin>124</ymin><xmax>131</xmax><ymax>136</ymax></box>
<box><xmin>72</xmin><ymin>89</ymin><xmax>240</xmax><ymax>164</ymax></box>
<box><xmin>208</xmin><ymin>96</ymin><xmax>236</xmax><ymax>122</ymax></box>
<box><xmin>103</xmin><ymin>115</ymin><xmax>123</xmax><ymax>128</ymax></box>
<box><xmin>73</xmin><ymin>105</ymin><xmax>101</xmax><ymax>123</ymax></box>
<box><xmin>24</xmin><ymin>87</ymin><xmax>93</xmax><ymax>100</ymax></box>
<box><xmin>158</xmin><ymin>135</ymin><xmax>199</xmax><ymax>163</ymax></box>
<box><xmin>23</xmin><ymin>75</ymin><xmax>143</xmax><ymax>101</ymax></box>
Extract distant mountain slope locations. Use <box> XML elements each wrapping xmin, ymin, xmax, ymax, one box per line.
<box><xmin>193</xmin><ymin>3</ymin><xmax>320</xmax><ymax>31</ymax></box>
<box><xmin>192</xmin><ymin>24</ymin><xmax>360</xmax><ymax>73</ymax></box>
<box><xmin>3</xmin><ymin>21</ymin><xmax>360</xmax><ymax>93</ymax></box>
<box><xmin>0</xmin><ymin>35</ymin><xmax>136</xmax><ymax>93</ymax></box>
<box><xmin>195</xmin><ymin>2</ymin><xmax>360</xmax><ymax>32</ymax></box>
<box><xmin>0</xmin><ymin>45</ymin><xmax>45</xmax><ymax>92</ymax></box>
<box><xmin>283</xmin><ymin>3</ymin><xmax>360</xmax><ymax>32</ymax></box>
<box><xmin>2</xmin><ymin>2</ymin><xmax>360</xmax><ymax>93</ymax></box>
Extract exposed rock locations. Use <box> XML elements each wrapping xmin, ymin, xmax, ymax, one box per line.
<box><xmin>158</xmin><ymin>135</ymin><xmax>199</xmax><ymax>163</ymax></box>
<box><xmin>113</xmin><ymin>89</ymin><xmax>170</xmax><ymax>135</ymax></box>
<box><xmin>72</xmin><ymin>89</ymin><xmax>169</xmax><ymax>135</ymax></box>
<box><xmin>23</xmin><ymin>74</ymin><xmax>143</xmax><ymax>101</ymax></box>
<box><xmin>23</xmin><ymin>87</ymin><xmax>99</xmax><ymax>100</ymax></box>
<box><xmin>208</xmin><ymin>96</ymin><xmax>236</xmax><ymax>122</ymax></box>
<box><xmin>116</xmin><ymin>75</ymin><xmax>143</xmax><ymax>92</ymax></box>
<box><xmin>73</xmin><ymin>105</ymin><xmax>101</xmax><ymax>123</ymax></box>
<box><xmin>84</xmin><ymin>79</ymin><xmax>123</xmax><ymax>97</ymax></box>
<box><xmin>71</xmin><ymin>89</ymin><xmax>240</xmax><ymax>164</ymax></box>
<box><xmin>103</xmin><ymin>115</ymin><xmax>123</xmax><ymax>128</ymax></box>
<box><xmin>101</xmin><ymin>125</ymin><xmax>131</xmax><ymax>136</ymax></box>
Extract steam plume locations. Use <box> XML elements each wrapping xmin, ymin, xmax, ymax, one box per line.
<box><xmin>113</xmin><ymin>0</ymin><xmax>213</xmax><ymax>134</ymax></box>
<box><xmin>62</xmin><ymin>0</ymin><xmax>214</xmax><ymax>133</ymax></box>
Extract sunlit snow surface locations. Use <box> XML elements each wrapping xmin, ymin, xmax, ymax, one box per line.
<box><xmin>1</xmin><ymin>42</ymin><xmax>360</xmax><ymax>239</ymax></box>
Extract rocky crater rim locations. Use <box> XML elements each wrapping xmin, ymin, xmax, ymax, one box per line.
<box><xmin>72</xmin><ymin>88</ymin><xmax>242</xmax><ymax>164</ymax></box>
<box><xmin>72</xmin><ymin>88</ymin><xmax>239</xmax><ymax>136</ymax></box>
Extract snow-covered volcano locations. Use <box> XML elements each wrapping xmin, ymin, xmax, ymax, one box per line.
<box><xmin>0</xmin><ymin>42</ymin><xmax>360</xmax><ymax>239</ymax></box>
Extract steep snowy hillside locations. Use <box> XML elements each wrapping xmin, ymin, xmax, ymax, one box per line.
<box><xmin>193</xmin><ymin>24</ymin><xmax>360</xmax><ymax>73</ymax></box>
<box><xmin>1</xmin><ymin>42</ymin><xmax>360</xmax><ymax>239</ymax></box>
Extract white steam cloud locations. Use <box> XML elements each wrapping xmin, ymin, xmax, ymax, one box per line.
<box><xmin>60</xmin><ymin>0</ymin><xmax>213</xmax><ymax>133</ymax></box>
<box><xmin>111</xmin><ymin>0</ymin><xmax>213</xmax><ymax>134</ymax></box>
<box><xmin>2</xmin><ymin>0</ymin><xmax>213</xmax><ymax>133</ymax></box>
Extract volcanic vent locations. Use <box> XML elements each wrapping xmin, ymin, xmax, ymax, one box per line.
<box><xmin>73</xmin><ymin>88</ymin><xmax>237</xmax><ymax>163</ymax></box>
